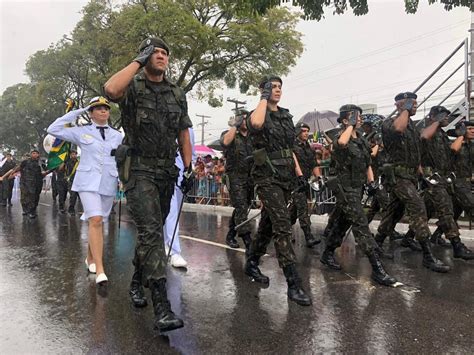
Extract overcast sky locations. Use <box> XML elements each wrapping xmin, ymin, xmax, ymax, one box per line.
<box><xmin>1</xmin><ymin>0</ymin><xmax>471</xmax><ymax>144</ymax></box>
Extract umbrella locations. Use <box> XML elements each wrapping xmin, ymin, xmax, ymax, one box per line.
<box><xmin>194</xmin><ymin>144</ymin><xmax>216</xmax><ymax>156</ymax></box>
<box><xmin>297</xmin><ymin>110</ymin><xmax>339</xmax><ymax>133</ymax></box>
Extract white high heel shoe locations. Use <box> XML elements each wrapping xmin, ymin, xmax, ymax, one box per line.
<box><xmin>96</xmin><ymin>273</ymin><xmax>108</xmax><ymax>285</ymax></box>
<box><xmin>85</xmin><ymin>258</ymin><xmax>97</xmax><ymax>274</ymax></box>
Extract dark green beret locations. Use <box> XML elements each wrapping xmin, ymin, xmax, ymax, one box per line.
<box><xmin>394</xmin><ymin>92</ymin><xmax>417</xmax><ymax>101</ymax></box>
<box><xmin>428</xmin><ymin>106</ymin><xmax>450</xmax><ymax>117</ymax></box>
<box><xmin>138</xmin><ymin>37</ymin><xmax>170</xmax><ymax>55</ymax></box>
<box><xmin>258</xmin><ymin>75</ymin><xmax>283</xmax><ymax>89</ymax></box>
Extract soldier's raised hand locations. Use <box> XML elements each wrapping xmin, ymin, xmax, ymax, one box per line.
<box><xmin>134</xmin><ymin>45</ymin><xmax>155</xmax><ymax>68</ymax></box>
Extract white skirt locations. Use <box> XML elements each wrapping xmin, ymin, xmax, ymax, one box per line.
<box><xmin>78</xmin><ymin>191</ymin><xmax>115</xmax><ymax>221</ymax></box>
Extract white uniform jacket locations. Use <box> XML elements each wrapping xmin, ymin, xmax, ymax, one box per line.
<box><xmin>47</xmin><ymin>108</ymin><xmax>123</xmax><ymax>196</ymax></box>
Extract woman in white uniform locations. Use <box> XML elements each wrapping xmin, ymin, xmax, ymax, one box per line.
<box><xmin>47</xmin><ymin>97</ymin><xmax>123</xmax><ymax>285</ymax></box>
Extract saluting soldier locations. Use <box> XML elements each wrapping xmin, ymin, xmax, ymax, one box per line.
<box><xmin>105</xmin><ymin>37</ymin><xmax>193</xmax><ymax>332</ymax></box>
<box><xmin>375</xmin><ymin>93</ymin><xmax>450</xmax><ymax>273</ymax></box>
<box><xmin>320</xmin><ymin>105</ymin><xmax>397</xmax><ymax>286</ymax></box>
<box><xmin>245</xmin><ymin>75</ymin><xmax>311</xmax><ymax>306</ymax></box>
<box><xmin>0</xmin><ymin>153</ymin><xmax>16</xmax><ymax>206</ymax></box>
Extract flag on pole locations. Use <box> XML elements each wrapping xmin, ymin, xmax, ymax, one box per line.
<box><xmin>47</xmin><ymin>98</ymin><xmax>75</xmax><ymax>170</ymax></box>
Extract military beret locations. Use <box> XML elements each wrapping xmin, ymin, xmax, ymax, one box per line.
<box><xmin>428</xmin><ymin>106</ymin><xmax>450</xmax><ymax>117</ymax></box>
<box><xmin>259</xmin><ymin>75</ymin><xmax>283</xmax><ymax>89</ymax></box>
<box><xmin>70</xmin><ymin>149</ymin><xmax>78</xmax><ymax>154</ymax></box>
<box><xmin>464</xmin><ymin>121</ymin><xmax>474</xmax><ymax>127</ymax></box>
<box><xmin>138</xmin><ymin>37</ymin><xmax>170</xmax><ymax>55</ymax></box>
<box><xmin>88</xmin><ymin>96</ymin><xmax>111</xmax><ymax>110</ymax></box>
<box><xmin>295</xmin><ymin>122</ymin><xmax>310</xmax><ymax>134</ymax></box>
<box><xmin>30</xmin><ymin>148</ymin><xmax>40</xmax><ymax>153</ymax></box>
<box><xmin>394</xmin><ymin>92</ymin><xmax>417</xmax><ymax>101</ymax></box>
<box><xmin>337</xmin><ymin>104</ymin><xmax>363</xmax><ymax>123</ymax></box>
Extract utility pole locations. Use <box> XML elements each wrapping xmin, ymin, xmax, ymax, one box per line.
<box><xmin>469</xmin><ymin>11</ymin><xmax>474</xmax><ymax>121</ymax></box>
<box><xmin>196</xmin><ymin>114</ymin><xmax>210</xmax><ymax>145</ymax></box>
<box><xmin>227</xmin><ymin>97</ymin><xmax>247</xmax><ymax>114</ymax></box>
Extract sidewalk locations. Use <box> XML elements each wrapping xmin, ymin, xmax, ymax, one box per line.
<box><xmin>183</xmin><ymin>203</ymin><xmax>474</xmax><ymax>240</ymax></box>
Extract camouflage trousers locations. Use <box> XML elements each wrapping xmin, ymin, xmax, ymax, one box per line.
<box><xmin>325</xmin><ymin>186</ymin><xmax>377</xmax><ymax>253</ymax></box>
<box><xmin>56</xmin><ymin>179</ymin><xmax>68</xmax><ymax>210</ymax></box>
<box><xmin>228</xmin><ymin>174</ymin><xmax>253</xmax><ymax>236</ymax></box>
<box><xmin>366</xmin><ymin>186</ymin><xmax>390</xmax><ymax>224</ymax></box>
<box><xmin>378</xmin><ymin>177</ymin><xmax>430</xmax><ymax>241</ymax></box>
<box><xmin>423</xmin><ymin>183</ymin><xmax>459</xmax><ymax>239</ymax></box>
<box><xmin>0</xmin><ymin>180</ymin><xmax>14</xmax><ymax>204</ymax></box>
<box><xmin>125</xmin><ymin>174</ymin><xmax>175</xmax><ymax>287</ymax></box>
<box><xmin>452</xmin><ymin>182</ymin><xmax>474</xmax><ymax>221</ymax></box>
<box><xmin>290</xmin><ymin>189</ymin><xmax>311</xmax><ymax>230</ymax></box>
<box><xmin>249</xmin><ymin>180</ymin><xmax>296</xmax><ymax>268</ymax></box>
<box><xmin>20</xmin><ymin>183</ymin><xmax>41</xmax><ymax>214</ymax></box>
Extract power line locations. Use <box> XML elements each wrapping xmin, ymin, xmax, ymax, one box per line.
<box><xmin>288</xmin><ymin>20</ymin><xmax>469</xmax><ymax>82</ymax></box>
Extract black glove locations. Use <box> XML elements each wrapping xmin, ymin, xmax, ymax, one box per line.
<box><xmin>180</xmin><ymin>164</ymin><xmax>195</xmax><ymax>194</ymax></box>
<box><xmin>455</xmin><ymin>122</ymin><xmax>466</xmax><ymax>137</ymax></box>
<box><xmin>297</xmin><ymin>175</ymin><xmax>309</xmax><ymax>192</ymax></box>
<box><xmin>402</xmin><ymin>98</ymin><xmax>415</xmax><ymax>113</ymax></box>
<box><xmin>366</xmin><ymin>181</ymin><xmax>378</xmax><ymax>196</ymax></box>
<box><xmin>134</xmin><ymin>45</ymin><xmax>155</xmax><ymax>68</ymax></box>
<box><xmin>433</xmin><ymin>112</ymin><xmax>448</xmax><ymax>122</ymax></box>
<box><xmin>228</xmin><ymin>114</ymin><xmax>244</xmax><ymax>128</ymax></box>
<box><xmin>348</xmin><ymin>110</ymin><xmax>358</xmax><ymax>126</ymax></box>
<box><xmin>260</xmin><ymin>81</ymin><xmax>273</xmax><ymax>101</ymax></box>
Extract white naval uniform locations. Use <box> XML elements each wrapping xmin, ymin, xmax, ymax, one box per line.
<box><xmin>163</xmin><ymin>128</ymin><xmax>196</xmax><ymax>255</ymax></box>
<box><xmin>47</xmin><ymin>107</ymin><xmax>123</xmax><ymax>220</ymax></box>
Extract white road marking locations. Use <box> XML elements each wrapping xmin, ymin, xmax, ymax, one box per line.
<box><xmin>39</xmin><ymin>203</ymin><xmax>52</xmax><ymax>207</ymax></box>
<box><xmin>180</xmin><ymin>235</ymin><xmax>247</xmax><ymax>253</ymax></box>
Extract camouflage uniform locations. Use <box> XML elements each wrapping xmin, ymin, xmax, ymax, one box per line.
<box><xmin>366</xmin><ymin>147</ymin><xmax>390</xmax><ymax>223</ymax></box>
<box><xmin>220</xmin><ymin>129</ymin><xmax>254</xmax><ymax>246</ymax></box>
<box><xmin>376</xmin><ymin>117</ymin><xmax>431</xmax><ymax>241</ymax></box>
<box><xmin>64</xmin><ymin>157</ymin><xmax>80</xmax><ymax>213</ymax></box>
<box><xmin>56</xmin><ymin>167</ymin><xmax>68</xmax><ymax>212</ymax></box>
<box><xmin>420</xmin><ymin>127</ymin><xmax>459</xmax><ymax>239</ymax></box>
<box><xmin>324</xmin><ymin>131</ymin><xmax>377</xmax><ymax>253</ymax></box>
<box><xmin>451</xmin><ymin>137</ymin><xmax>474</xmax><ymax>220</ymax></box>
<box><xmin>19</xmin><ymin>158</ymin><xmax>43</xmax><ymax>216</ymax></box>
<box><xmin>120</xmin><ymin>72</ymin><xmax>192</xmax><ymax>287</ymax></box>
<box><xmin>0</xmin><ymin>159</ymin><xmax>16</xmax><ymax>206</ymax></box>
<box><xmin>291</xmin><ymin>137</ymin><xmax>315</xmax><ymax>233</ymax></box>
<box><xmin>246</xmin><ymin>107</ymin><xmax>298</xmax><ymax>268</ymax></box>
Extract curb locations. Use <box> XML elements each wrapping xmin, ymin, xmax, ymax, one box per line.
<box><xmin>182</xmin><ymin>203</ymin><xmax>474</xmax><ymax>240</ymax></box>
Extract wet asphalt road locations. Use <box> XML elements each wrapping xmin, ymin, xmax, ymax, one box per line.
<box><xmin>1</xmin><ymin>194</ymin><xmax>474</xmax><ymax>354</ymax></box>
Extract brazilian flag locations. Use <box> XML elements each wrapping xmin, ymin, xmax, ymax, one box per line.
<box><xmin>47</xmin><ymin>98</ymin><xmax>75</xmax><ymax>170</ymax></box>
<box><xmin>47</xmin><ymin>139</ymin><xmax>71</xmax><ymax>170</ymax></box>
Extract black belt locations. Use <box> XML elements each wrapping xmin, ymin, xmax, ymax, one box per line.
<box><xmin>267</xmin><ymin>149</ymin><xmax>293</xmax><ymax>160</ymax></box>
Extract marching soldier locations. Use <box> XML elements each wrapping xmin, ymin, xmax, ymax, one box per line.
<box><xmin>320</xmin><ymin>105</ymin><xmax>397</xmax><ymax>286</ymax></box>
<box><xmin>0</xmin><ymin>153</ymin><xmax>16</xmax><ymax>206</ymax></box>
<box><xmin>245</xmin><ymin>75</ymin><xmax>312</xmax><ymax>306</ymax></box>
<box><xmin>105</xmin><ymin>37</ymin><xmax>193</xmax><ymax>332</ymax></box>
<box><xmin>220</xmin><ymin>109</ymin><xmax>254</xmax><ymax>252</ymax></box>
<box><xmin>375</xmin><ymin>93</ymin><xmax>450</xmax><ymax>272</ymax></box>
<box><xmin>12</xmin><ymin>149</ymin><xmax>46</xmax><ymax>218</ymax></box>
<box><xmin>291</xmin><ymin>122</ymin><xmax>320</xmax><ymax>247</ymax></box>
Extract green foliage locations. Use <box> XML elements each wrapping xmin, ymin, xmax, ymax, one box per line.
<box><xmin>236</xmin><ymin>0</ymin><xmax>472</xmax><ymax>20</ymax></box>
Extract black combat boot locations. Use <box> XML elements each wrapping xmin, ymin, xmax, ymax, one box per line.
<box><xmin>302</xmin><ymin>226</ymin><xmax>321</xmax><ymax>248</ymax></box>
<box><xmin>225</xmin><ymin>229</ymin><xmax>239</xmax><ymax>248</ymax></box>
<box><xmin>320</xmin><ymin>248</ymin><xmax>341</xmax><ymax>270</ymax></box>
<box><xmin>374</xmin><ymin>233</ymin><xmax>394</xmax><ymax>259</ymax></box>
<box><xmin>282</xmin><ymin>264</ymin><xmax>312</xmax><ymax>306</ymax></box>
<box><xmin>151</xmin><ymin>278</ymin><xmax>184</xmax><ymax>333</ymax></box>
<box><xmin>244</xmin><ymin>256</ymin><xmax>270</xmax><ymax>285</ymax></box>
<box><xmin>239</xmin><ymin>233</ymin><xmax>252</xmax><ymax>256</ymax></box>
<box><xmin>451</xmin><ymin>237</ymin><xmax>474</xmax><ymax>260</ymax></box>
<box><xmin>367</xmin><ymin>251</ymin><xmax>397</xmax><ymax>286</ymax></box>
<box><xmin>430</xmin><ymin>227</ymin><xmax>449</xmax><ymax>247</ymax></box>
<box><xmin>129</xmin><ymin>270</ymin><xmax>147</xmax><ymax>308</ymax></box>
<box><xmin>400</xmin><ymin>234</ymin><xmax>422</xmax><ymax>252</ymax></box>
<box><xmin>419</xmin><ymin>239</ymin><xmax>450</xmax><ymax>273</ymax></box>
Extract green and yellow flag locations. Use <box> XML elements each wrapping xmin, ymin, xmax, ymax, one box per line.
<box><xmin>47</xmin><ymin>98</ymin><xmax>75</xmax><ymax>170</ymax></box>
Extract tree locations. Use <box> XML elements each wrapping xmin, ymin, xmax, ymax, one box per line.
<box><xmin>25</xmin><ymin>0</ymin><xmax>303</xmax><ymax>109</ymax></box>
<box><xmin>234</xmin><ymin>0</ymin><xmax>472</xmax><ymax>21</ymax></box>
